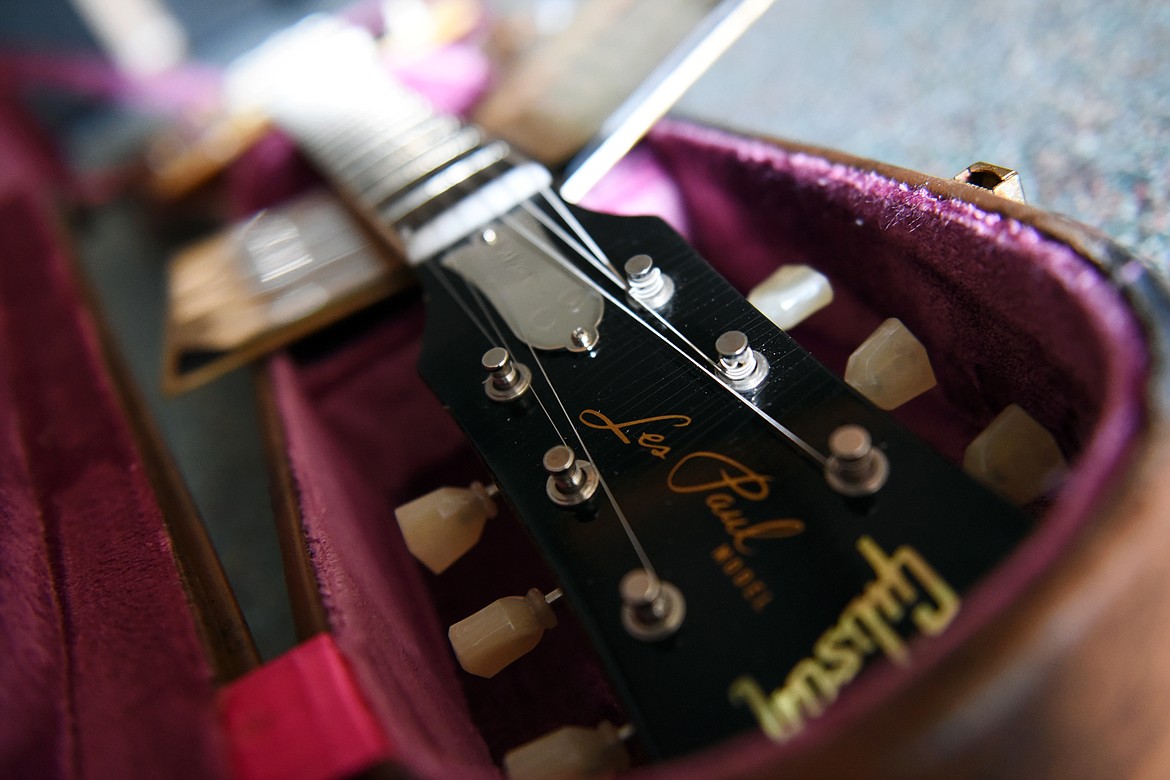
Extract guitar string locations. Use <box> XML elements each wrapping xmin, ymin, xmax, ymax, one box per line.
<box><xmin>430</xmin><ymin>260</ymin><xmax>660</xmax><ymax>587</ymax></box>
<box><xmin>446</xmin><ymin>248</ymin><xmax>661</xmax><ymax>587</ymax></box>
<box><xmin>289</xmin><ymin>97</ymin><xmax>577</xmax><ymax>451</ymax></box>
<box><xmin>503</xmin><ymin>203</ymin><xmax>720</xmax><ymax>376</ymax></box>
<box><xmin>462</xmin><ymin>270</ymin><xmax>570</xmax><ymax>447</ymax></box>
<box><xmin>268</xmin><ymin>52</ymin><xmax>796</xmax><ymax>602</ymax></box>
<box><xmin>426</xmin><ymin>260</ymin><xmax>496</xmax><ymax>344</ymax></box>
<box><xmin>315</xmin><ymin>111</ymin><xmax>824</xmax><ymax>468</ymax></box>
<box><xmin>519</xmin><ymin>199</ymin><xmax>624</xmax><ymax>287</ymax></box>
<box><xmin>500</xmin><ymin>199</ymin><xmax>828</xmax><ymax>467</ymax></box>
<box><xmin>424</xmin><ymin>258</ymin><xmax>570</xmax><ymax>448</ymax></box>
<box><xmin>280</xmin><ymin>100</ymin><xmax>781</xmax><ymax>594</ymax></box>
<box><xmin>505</xmin><ymin>302</ymin><xmax>664</xmax><ymax>591</ymax></box>
<box><xmin>538</xmin><ymin>185</ymin><xmax>617</xmax><ymax>280</ymax></box>
<box><xmin>507</xmin><ymin>201</ymin><xmax>723</xmax><ymax>376</ymax></box>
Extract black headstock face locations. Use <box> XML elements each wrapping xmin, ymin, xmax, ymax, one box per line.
<box><xmin>414</xmin><ymin>200</ymin><xmax>1031</xmax><ymax>759</ymax></box>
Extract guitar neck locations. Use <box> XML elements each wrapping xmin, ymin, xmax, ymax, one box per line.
<box><xmin>230</xmin><ymin>18</ymin><xmax>552</xmax><ymax>264</ymax></box>
<box><xmin>230</xmin><ymin>15</ymin><xmax>1035</xmax><ymax>765</ymax></box>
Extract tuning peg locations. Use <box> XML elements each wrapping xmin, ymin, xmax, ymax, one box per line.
<box><xmin>845</xmin><ymin>318</ymin><xmax>937</xmax><ymax>410</ymax></box>
<box><xmin>824</xmin><ymin>424</ymin><xmax>889</xmax><ymax>497</ymax></box>
<box><xmin>449</xmin><ymin>588</ymin><xmax>562</xmax><ymax>678</ymax></box>
<box><xmin>963</xmin><ymin>404</ymin><xmax>1068</xmax><ymax>505</ymax></box>
<box><xmin>395</xmin><ymin>482</ymin><xmax>498</xmax><ymax>574</ymax></box>
<box><xmin>747</xmin><ymin>264</ymin><xmax>833</xmax><ymax>330</ymax></box>
<box><xmin>504</xmin><ymin>721</ymin><xmax>633</xmax><ymax>780</ymax></box>
<box><xmin>625</xmin><ymin>254</ymin><xmax>675</xmax><ymax>310</ymax></box>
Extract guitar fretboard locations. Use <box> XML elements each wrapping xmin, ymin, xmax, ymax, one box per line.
<box><xmin>226</xmin><ymin>15</ymin><xmax>551</xmax><ymax>262</ymax></box>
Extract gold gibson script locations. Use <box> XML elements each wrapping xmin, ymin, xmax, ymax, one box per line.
<box><xmin>728</xmin><ymin>536</ymin><xmax>960</xmax><ymax>741</ymax></box>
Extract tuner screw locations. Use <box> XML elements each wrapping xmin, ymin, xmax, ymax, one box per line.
<box><xmin>567</xmin><ymin>326</ymin><xmax>599</xmax><ymax>353</ymax></box>
<box><xmin>824</xmin><ymin>424</ymin><xmax>890</xmax><ymax>497</ymax></box>
<box><xmin>625</xmin><ymin>254</ymin><xmax>675</xmax><ymax>309</ymax></box>
<box><xmin>620</xmin><ymin>570</ymin><xmax>685</xmax><ymax>642</ymax></box>
<box><xmin>716</xmin><ymin>330</ymin><xmax>769</xmax><ymax>392</ymax></box>
<box><xmin>482</xmin><ymin>347</ymin><xmax>532</xmax><ymax>402</ymax></box>
<box><xmin>544</xmin><ymin>445</ymin><xmax>600</xmax><ymax>506</ymax></box>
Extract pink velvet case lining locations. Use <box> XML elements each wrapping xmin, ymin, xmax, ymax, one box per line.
<box><xmin>262</xmin><ymin>120</ymin><xmax>1147</xmax><ymax>778</ymax></box>
<box><xmin>0</xmin><ymin>117</ymin><xmax>227</xmax><ymax>777</ymax></box>
<box><xmin>0</xmin><ymin>35</ymin><xmax>1146</xmax><ymax>779</ymax></box>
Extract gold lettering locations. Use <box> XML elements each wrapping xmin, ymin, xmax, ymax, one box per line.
<box><xmin>667</xmin><ymin>452</ymin><xmax>772</xmax><ymax>501</ymax></box>
<box><xmin>730</xmin><ymin>537</ymin><xmax>961</xmax><ymax>741</ymax></box>
<box><xmin>579</xmin><ymin>407</ymin><xmax>802</xmax><ymax>613</ymax></box>
<box><xmin>857</xmin><ymin>537</ymin><xmax>960</xmax><ymax>635</ymax></box>
<box><xmin>814</xmin><ymin>624</ymin><xmax>865</xmax><ymax>687</ymax></box>
<box><xmin>784</xmin><ymin>659</ymin><xmax>836</xmax><ymax>715</ymax></box>
<box><xmin>636</xmin><ymin>432</ymin><xmax>670</xmax><ymax>459</ymax></box>
<box><xmin>705</xmin><ymin>493</ymin><xmax>805</xmax><ymax>554</ymax></box>
<box><xmin>579</xmin><ymin>410</ymin><xmax>691</xmax><ymax>446</ymax></box>
<box><xmin>712</xmin><ymin>544</ymin><xmax>775</xmax><ymax>612</ymax></box>
<box><xmin>850</xmin><ymin>585</ymin><xmax>910</xmax><ymax>665</ymax></box>
<box><xmin>706</xmin><ymin>493</ymin><xmax>736</xmax><ymax>511</ymax></box>
<box><xmin>735</xmin><ymin>661</ymin><xmax>835</xmax><ymax>740</ymax></box>
<box><xmin>734</xmin><ymin>519</ymin><xmax>806</xmax><ymax>555</ymax></box>
<box><xmin>729</xmin><ymin>677</ymin><xmax>792</xmax><ymax>740</ymax></box>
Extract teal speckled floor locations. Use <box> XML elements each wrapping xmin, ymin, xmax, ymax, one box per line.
<box><xmin>681</xmin><ymin>0</ymin><xmax>1170</xmax><ymax>275</ymax></box>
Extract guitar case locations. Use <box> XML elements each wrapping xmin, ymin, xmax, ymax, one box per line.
<box><xmin>3</xmin><ymin>51</ymin><xmax>1169</xmax><ymax>780</ymax></box>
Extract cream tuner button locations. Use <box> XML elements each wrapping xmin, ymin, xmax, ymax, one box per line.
<box><xmin>747</xmin><ymin>264</ymin><xmax>833</xmax><ymax>330</ymax></box>
<box><xmin>449</xmin><ymin>588</ymin><xmax>561</xmax><ymax>678</ymax></box>
<box><xmin>504</xmin><ymin>721</ymin><xmax>632</xmax><ymax>780</ymax></box>
<box><xmin>964</xmin><ymin>404</ymin><xmax>1068</xmax><ymax>505</ymax></box>
<box><xmin>394</xmin><ymin>481</ymin><xmax>498</xmax><ymax>574</ymax></box>
<box><xmin>845</xmin><ymin>317</ymin><xmax>938</xmax><ymax>410</ymax></box>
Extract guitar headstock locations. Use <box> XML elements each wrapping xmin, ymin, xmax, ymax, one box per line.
<box><xmin>404</xmin><ymin>195</ymin><xmax>1032</xmax><ymax>761</ymax></box>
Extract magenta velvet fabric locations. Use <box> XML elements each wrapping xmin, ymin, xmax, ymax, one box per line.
<box><xmin>268</xmin><ymin>301</ymin><xmax>626</xmax><ymax>775</ymax></box>
<box><xmin>626</xmin><ymin>122</ymin><xmax>1149</xmax><ymax>778</ymax></box>
<box><xmin>261</xmin><ymin>119</ymin><xmax>1147</xmax><ymax>779</ymax></box>
<box><xmin>0</xmin><ymin>119</ymin><xmax>227</xmax><ymax>776</ymax></box>
<box><xmin>0</xmin><ymin>27</ymin><xmax>1150</xmax><ymax>776</ymax></box>
<box><xmin>218</xmin><ymin>633</ymin><xmax>393</xmax><ymax>780</ymax></box>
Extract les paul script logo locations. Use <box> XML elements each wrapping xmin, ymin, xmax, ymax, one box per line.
<box><xmin>579</xmin><ymin>409</ymin><xmax>805</xmax><ymax>613</ymax></box>
<box><xmin>579</xmin><ymin>410</ymin><xmax>691</xmax><ymax>459</ymax></box>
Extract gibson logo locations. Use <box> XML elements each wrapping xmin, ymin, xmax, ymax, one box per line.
<box><xmin>728</xmin><ymin>536</ymin><xmax>960</xmax><ymax>741</ymax></box>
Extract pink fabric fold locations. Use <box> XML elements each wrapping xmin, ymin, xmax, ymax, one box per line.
<box><xmin>0</xmin><ymin>112</ymin><xmax>226</xmax><ymax>778</ymax></box>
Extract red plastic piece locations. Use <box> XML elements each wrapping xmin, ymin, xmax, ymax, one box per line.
<box><xmin>219</xmin><ymin>633</ymin><xmax>394</xmax><ymax>780</ymax></box>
